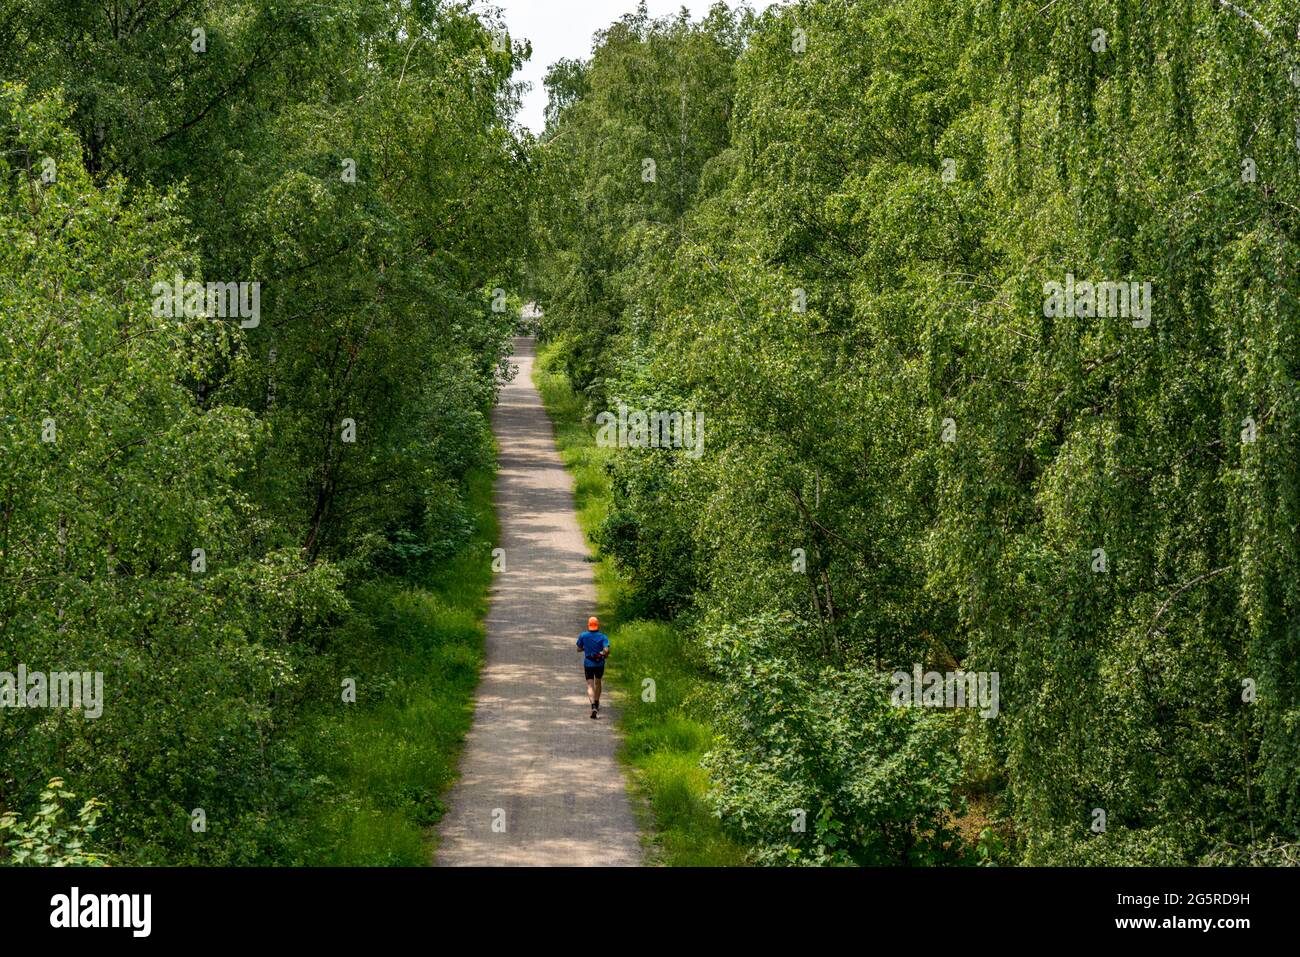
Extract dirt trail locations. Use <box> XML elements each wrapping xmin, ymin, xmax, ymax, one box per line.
<box><xmin>435</xmin><ymin>337</ymin><xmax>642</xmax><ymax>866</ymax></box>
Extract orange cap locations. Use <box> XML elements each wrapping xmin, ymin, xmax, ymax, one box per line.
<box><xmin>588</xmin><ymin>616</ymin><xmax>599</xmax><ymax>630</ymax></box>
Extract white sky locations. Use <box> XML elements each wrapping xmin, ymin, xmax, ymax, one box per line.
<box><xmin>478</xmin><ymin>1</ymin><xmax>779</xmax><ymax>133</ymax></box>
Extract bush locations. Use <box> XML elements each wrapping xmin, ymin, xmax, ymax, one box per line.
<box><xmin>0</xmin><ymin>778</ymin><xmax>107</xmax><ymax>867</ymax></box>
<box><xmin>703</xmin><ymin>614</ymin><xmax>966</xmax><ymax>865</ymax></box>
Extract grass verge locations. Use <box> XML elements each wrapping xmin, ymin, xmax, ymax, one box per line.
<box><xmin>292</xmin><ymin>466</ymin><xmax>496</xmax><ymax>865</ymax></box>
<box><xmin>532</xmin><ymin>342</ymin><xmax>745</xmax><ymax>866</ymax></box>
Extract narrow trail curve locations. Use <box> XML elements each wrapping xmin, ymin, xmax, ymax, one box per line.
<box><xmin>435</xmin><ymin>337</ymin><xmax>643</xmax><ymax>866</ymax></box>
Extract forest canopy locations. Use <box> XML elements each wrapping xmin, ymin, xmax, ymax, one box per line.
<box><xmin>0</xmin><ymin>0</ymin><xmax>533</xmax><ymax>864</ymax></box>
<box><xmin>532</xmin><ymin>0</ymin><xmax>1300</xmax><ymax>866</ymax></box>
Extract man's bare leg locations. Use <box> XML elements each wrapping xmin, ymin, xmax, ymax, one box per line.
<box><xmin>586</xmin><ymin>677</ymin><xmax>596</xmax><ymax>706</ymax></box>
<box><xmin>592</xmin><ymin>677</ymin><xmax>602</xmax><ymax>708</ymax></box>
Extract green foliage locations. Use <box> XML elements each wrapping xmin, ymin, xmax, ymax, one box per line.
<box><xmin>0</xmin><ymin>778</ymin><xmax>107</xmax><ymax>866</ymax></box>
<box><xmin>534</xmin><ymin>0</ymin><xmax>1300</xmax><ymax>865</ymax></box>
<box><xmin>532</xmin><ymin>2</ymin><xmax>750</xmax><ymax>402</ymax></box>
<box><xmin>1</xmin><ymin>0</ymin><xmax>528</xmax><ymax>864</ymax></box>
<box><xmin>293</xmin><ymin>466</ymin><xmax>496</xmax><ymax>865</ymax></box>
<box><xmin>704</xmin><ymin>613</ymin><xmax>965</xmax><ymax>866</ymax></box>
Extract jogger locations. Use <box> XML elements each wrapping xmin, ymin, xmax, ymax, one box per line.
<box><xmin>577</xmin><ymin>616</ymin><xmax>610</xmax><ymax>719</ymax></box>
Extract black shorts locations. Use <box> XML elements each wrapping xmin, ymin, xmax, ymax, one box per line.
<box><xmin>584</xmin><ymin>663</ymin><xmax>605</xmax><ymax>680</ymax></box>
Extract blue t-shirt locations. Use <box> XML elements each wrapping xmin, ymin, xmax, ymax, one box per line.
<box><xmin>577</xmin><ymin>630</ymin><xmax>610</xmax><ymax>666</ymax></box>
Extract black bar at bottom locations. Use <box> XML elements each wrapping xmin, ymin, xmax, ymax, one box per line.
<box><xmin>0</xmin><ymin>865</ymin><xmax>1287</xmax><ymax>943</ymax></box>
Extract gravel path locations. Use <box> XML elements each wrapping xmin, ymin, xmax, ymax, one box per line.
<box><xmin>434</xmin><ymin>337</ymin><xmax>642</xmax><ymax>866</ymax></box>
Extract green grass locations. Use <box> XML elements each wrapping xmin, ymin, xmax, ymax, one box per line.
<box><xmin>533</xmin><ymin>343</ymin><xmax>745</xmax><ymax>866</ymax></box>
<box><xmin>291</xmin><ymin>466</ymin><xmax>496</xmax><ymax>865</ymax></box>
